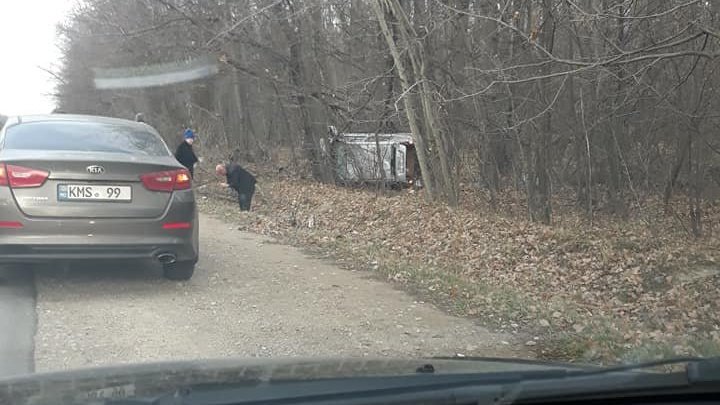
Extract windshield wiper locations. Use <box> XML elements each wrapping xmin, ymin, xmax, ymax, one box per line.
<box><xmin>434</xmin><ymin>355</ymin><xmax>718</xmax><ymax>376</ymax></box>
<box><xmin>560</xmin><ymin>355</ymin><xmax>720</xmax><ymax>381</ymax></box>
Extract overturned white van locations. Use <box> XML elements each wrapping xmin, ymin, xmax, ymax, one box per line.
<box><xmin>324</xmin><ymin>127</ymin><xmax>421</xmax><ymax>186</ymax></box>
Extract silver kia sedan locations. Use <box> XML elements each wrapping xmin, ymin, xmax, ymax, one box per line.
<box><xmin>0</xmin><ymin>114</ymin><xmax>198</xmax><ymax>280</ymax></box>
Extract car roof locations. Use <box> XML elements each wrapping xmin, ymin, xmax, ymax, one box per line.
<box><xmin>5</xmin><ymin>114</ymin><xmax>153</xmax><ymax>130</ymax></box>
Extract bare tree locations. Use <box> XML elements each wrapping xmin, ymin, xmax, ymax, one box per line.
<box><xmin>54</xmin><ymin>0</ymin><xmax>720</xmax><ymax>228</ymax></box>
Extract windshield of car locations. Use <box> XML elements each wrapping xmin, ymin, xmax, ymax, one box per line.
<box><xmin>3</xmin><ymin>122</ymin><xmax>170</xmax><ymax>156</ymax></box>
<box><xmin>0</xmin><ymin>0</ymin><xmax>719</xmax><ymax>401</ymax></box>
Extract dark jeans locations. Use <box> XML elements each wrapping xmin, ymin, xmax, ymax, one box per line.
<box><xmin>237</xmin><ymin>183</ymin><xmax>255</xmax><ymax>211</ymax></box>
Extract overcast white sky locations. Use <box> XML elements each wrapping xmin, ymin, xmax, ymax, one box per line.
<box><xmin>0</xmin><ymin>0</ymin><xmax>74</xmax><ymax>116</ymax></box>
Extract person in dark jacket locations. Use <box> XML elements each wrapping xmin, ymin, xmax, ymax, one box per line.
<box><xmin>216</xmin><ymin>163</ymin><xmax>257</xmax><ymax>211</ymax></box>
<box><xmin>174</xmin><ymin>128</ymin><xmax>198</xmax><ymax>177</ymax></box>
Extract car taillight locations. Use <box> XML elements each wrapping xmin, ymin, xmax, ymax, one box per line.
<box><xmin>140</xmin><ymin>169</ymin><xmax>192</xmax><ymax>192</ymax></box>
<box><xmin>162</xmin><ymin>222</ymin><xmax>191</xmax><ymax>230</ymax></box>
<box><xmin>174</xmin><ymin>170</ymin><xmax>192</xmax><ymax>190</ymax></box>
<box><xmin>4</xmin><ymin>164</ymin><xmax>50</xmax><ymax>188</ymax></box>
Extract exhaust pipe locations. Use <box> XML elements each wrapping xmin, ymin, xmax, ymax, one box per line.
<box><xmin>156</xmin><ymin>253</ymin><xmax>177</xmax><ymax>265</ymax></box>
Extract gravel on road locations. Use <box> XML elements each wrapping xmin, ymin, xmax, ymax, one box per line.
<box><xmin>34</xmin><ymin>213</ymin><xmax>527</xmax><ymax>372</ymax></box>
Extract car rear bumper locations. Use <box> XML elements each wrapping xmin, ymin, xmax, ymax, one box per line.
<box><xmin>0</xmin><ymin>242</ymin><xmax>197</xmax><ymax>263</ymax></box>
<box><xmin>0</xmin><ymin>190</ymin><xmax>199</xmax><ymax>264</ymax></box>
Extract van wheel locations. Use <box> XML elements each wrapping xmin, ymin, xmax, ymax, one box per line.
<box><xmin>163</xmin><ymin>261</ymin><xmax>195</xmax><ymax>281</ymax></box>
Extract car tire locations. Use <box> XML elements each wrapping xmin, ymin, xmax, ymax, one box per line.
<box><xmin>163</xmin><ymin>261</ymin><xmax>195</xmax><ymax>281</ymax></box>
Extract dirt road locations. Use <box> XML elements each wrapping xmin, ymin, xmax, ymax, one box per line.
<box><xmin>33</xmin><ymin>213</ymin><xmax>526</xmax><ymax>371</ymax></box>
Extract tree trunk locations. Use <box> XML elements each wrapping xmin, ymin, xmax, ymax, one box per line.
<box><xmin>528</xmin><ymin>0</ymin><xmax>555</xmax><ymax>224</ymax></box>
<box><xmin>371</xmin><ymin>0</ymin><xmax>436</xmax><ymax>199</ymax></box>
<box><xmin>385</xmin><ymin>0</ymin><xmax>457</xmax><ymax>205</ymax></box>
<box><xmin>274</xmin><ymin>0</ymin><xmax>330</xmax><ymax>181</ymax></box>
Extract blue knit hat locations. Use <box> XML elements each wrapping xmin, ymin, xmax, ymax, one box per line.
<box><xmin>184</xmin><ymin>128</ymin><xmax>195</xmax><ymax>139</ymax></box>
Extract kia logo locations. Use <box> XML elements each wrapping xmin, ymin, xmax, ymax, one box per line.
<box><xmin>87</xmin><ymin>165</ymin><xmax>105</xmax><ymax>174</ymax></box>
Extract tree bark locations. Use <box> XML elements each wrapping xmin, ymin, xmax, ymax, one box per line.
<box><xmin>528</xmin><ymin>0</ymin><xmax>555</xmax><ymax>224</ymax></box>
<box><xmin>371</xmin><ymin>0</ymin><xmax>436</xmax><ymax>199</ymax></box>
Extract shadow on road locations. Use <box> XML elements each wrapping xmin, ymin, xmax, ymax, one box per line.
<box><xmin>32</xmin><ymin>260</ymin><xmax>164</xmax><ymax>282</ymax></box>
<box><xmin>31</xmin><ymin>259</ymin><xmax>204</xmax><ymax>303</ymax></box>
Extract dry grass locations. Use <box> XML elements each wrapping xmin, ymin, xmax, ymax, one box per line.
<box><xmin>196</xmin><ymin>172</ymin><xmax>720</xmax><ymax>363</ymax></box>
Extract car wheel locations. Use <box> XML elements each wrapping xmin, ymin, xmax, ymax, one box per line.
<box><xmin>163</xmin><ymin>261</ymin><xmax>195</xmax><ymax>281</ymax></box>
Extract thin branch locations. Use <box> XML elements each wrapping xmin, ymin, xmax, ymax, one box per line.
<box><xmin>440</xmin><ymin>0</ymin><xmax>712</xmax><ymax>72</ymax></box>
<box><xmin>699</xmin><ymin>26</ymin><xmax>720</xmax><ymax>41</ymax></box>
<box><xmin>153</xmin><ymin>0</ymin><xmax>215</xmax><ymax>34</ymax></box>
<box><xmin>566</xmin><ymin>0</ymin><xmax>701</xmax><ymax>21</ymax></box>
<box><xmin>393</xmin><ymin>80</ymin><xmax>424</xmax><ymax>112</ymax></box>
<box><xmin>452</xmin><ymin>65</ymin><xmax>591</xmax><ymax>100</ymax></box>
<box><xmin>36</xmin><ymin>65</ymin><xmax>66</xmax><ymax>85</ymax></box>
<box><xmin>503</xmin><ymin>74</ymin><xmax>569</xmax><ymax>131</ymax></box>
<box><xmin>459</xmin><ymin>46</ymin><xmax>717</xmax><ymax>100</ymax></box>
<box><xmin>93</xmin><ymin>17</ymin><xmax>188</xmax><ymax>38</ymax></box>
<box><xmin>477</xmin><ymin>32</ymin><xmax>709</xmax><ymax>74</ymax></box>
<box><xmin>434</xmin><ymin>0</ymin><xmax>557</xmax><ymax>62</ymax></box>
<box><xmin>617</xmin><ymin>49</ymin><xmax>720</xmax><ymax>65</ymax></box>
<box><xmin>205</xmin><ymin>0</ymin><xmax>284</xmax><ymax>47</ymax></box>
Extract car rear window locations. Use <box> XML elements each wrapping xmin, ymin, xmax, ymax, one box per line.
<box><xmin>2</xmin><ymin>121</ymin><xmax>171</xmax><ymax>156</ymax></box>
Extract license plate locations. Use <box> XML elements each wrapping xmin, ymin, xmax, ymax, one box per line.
<box><xmin>58</xmin><ymin>184</ymin><xmax>132</xmax><ymax>201</ymax></box>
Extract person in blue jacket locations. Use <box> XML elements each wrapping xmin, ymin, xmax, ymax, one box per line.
<box><xmin>174</xmin><ymin>128</ymin><xmax>198</xmax><ymax>177</ymax></box>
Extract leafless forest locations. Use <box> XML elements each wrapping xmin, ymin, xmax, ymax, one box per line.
<box><xmin>55</xmin><ymin>1</ymin><xmax>720</xmax><ymax>229</ymax></box>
